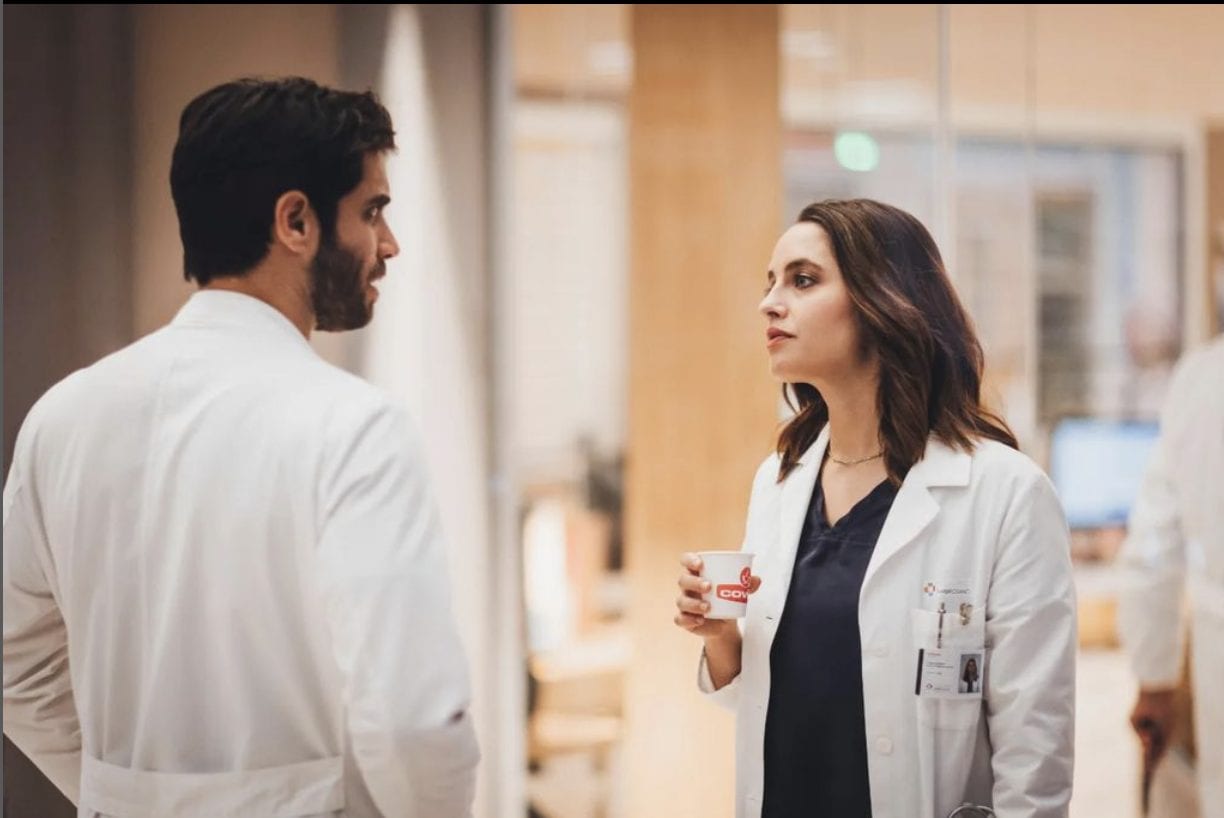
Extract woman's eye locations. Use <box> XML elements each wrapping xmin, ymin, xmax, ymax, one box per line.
<box><xmin>794</xmin><ymin>274</ymin><xmax>816</xmax><ymax>288</ymax></box>
<box><xmin>366</xmin><ymin>207</ymin><xmax>382</xmax><ymax>222</ymax></box>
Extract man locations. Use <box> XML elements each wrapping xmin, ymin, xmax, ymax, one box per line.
<box><xmin>3</xmin><ymin>77</ymin><xmax>479</xmax><ymax>817</ymax></box>
<box><xmin>1117</xmin><ymin>334</ymin><xmax>1224</xmax><ymax>817</ymax></box>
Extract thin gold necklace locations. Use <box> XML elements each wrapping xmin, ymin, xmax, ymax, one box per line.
<box><xmin>826</xmin><ymin>448</ymin><xmax>884</xmax><ymax>467</ymax></box>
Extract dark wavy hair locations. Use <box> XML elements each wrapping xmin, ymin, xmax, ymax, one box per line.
<box><xmin>170</xmin><ymin>76</ymin><xmax>395</xmax><ymax>285</ymax></box>
<box><xmin>776</xmin><ymin>199</ymin><xmax>1017</xmax><ymax>484</ymax></box>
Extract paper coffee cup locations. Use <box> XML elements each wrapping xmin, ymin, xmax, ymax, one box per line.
<box><xmin>697</xmin><ymin>551</ymin><xmax>756</xmax><ymax>619</ymax></box>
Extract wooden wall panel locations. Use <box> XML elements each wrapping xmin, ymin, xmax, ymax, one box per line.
<box><xmin>1207</xmin><ymin>126</ymin><xmax>1224</xmax><ymax>337</ymax></box>
<box><xmin>624</xmin><ymin>6</ymin><xmax>781</xmax><ymax>816</ymax></box>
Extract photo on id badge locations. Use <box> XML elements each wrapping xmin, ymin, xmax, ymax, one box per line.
<box><xmin>957</xmin><ymin>652</ymin><xmax>982</xmax><ymax>694</ymax></box>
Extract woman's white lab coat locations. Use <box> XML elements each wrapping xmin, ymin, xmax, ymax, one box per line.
<box><xmin>699</xmin><ymin>427</ymin><xmax>1076</xmax><ymax>818</ymax></box>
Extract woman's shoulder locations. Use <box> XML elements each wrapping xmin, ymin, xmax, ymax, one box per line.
<box><xmin>959</xmin><ymin>438</ymin><xmax>1069</xmax><ymax>533</ymax></box>
<box><xmin>743</xmin><ymin>452</ymin><xmax>783</xmax><ymax>513</ymax></box>
<box><xmin>965</xmin><ymin>437</ymin><xmax>1055</xmax><ymax>499</ymax></box>
<box><xmin>967</xmin><ymin>436</ymin><xmax>1039</xmax><ymax>473</ymax></box>
<box><xmin>752</xmin><ymin>451</ymin><xmax>782</xmax><ymax>486</ymax></box>
<box><xmin>740</xmin><ymin>451</ymin><xmax>786</xmax><ymax>531</ymax></box>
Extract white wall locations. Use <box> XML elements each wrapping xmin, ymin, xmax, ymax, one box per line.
<box><xmin>509</xmin><ymin>99</ymin><xmax>629</xmax><ymax>481</ymax></box>
<box><xmin>352</xmin><ymin>6</ymin><xmax>500</xmax><ymax>817</ymax></box>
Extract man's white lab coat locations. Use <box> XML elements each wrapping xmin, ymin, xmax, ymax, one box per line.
<box><xmin>700</xmin><ymin>429</ymin><xmax>1077</xmax><ymax>818</ymax></box>
<box><xmin>3</xmin><ymin>290</ymin><xmax>479</xmax><ymax>817</ymax></box>
<box><xmin>1117</xmin><ymin>335</ymin><xmax>1224</xmax><ymax>817</ymax></box>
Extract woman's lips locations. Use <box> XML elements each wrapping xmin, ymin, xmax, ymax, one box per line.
<box><xmin>766</xmin><ymin>328</ymin><xmax>794</xmax><ymax>348</ymax></box>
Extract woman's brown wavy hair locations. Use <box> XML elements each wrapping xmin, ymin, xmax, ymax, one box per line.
<box><xmin>776</xmin><ymin>199</ymin><xmax>1017</xmax><ymax>484</ymax></box>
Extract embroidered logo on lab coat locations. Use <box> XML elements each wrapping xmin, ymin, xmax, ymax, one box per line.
<box><xmin>923</xmin><ymin>578</ymin><xmax>973</xmax><ymax>608</ymax></box>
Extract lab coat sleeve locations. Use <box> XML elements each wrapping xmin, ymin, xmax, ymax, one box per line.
<box><xmin>315</xmin><ymin>402</ymin><xmax>480</xmax><ymax>818</ymax></box>
<box><xmin>696</xmin><ymin>455</ymin><xmax>775</xmax><ymax>710</ymax></box>
<box><xmin>696</xmin><ymin>635</ymin><xmax>744</xmax><ymax>709</ymax></box>
<box><xmin>985</xmin><ymin>472</ymin><xmax>1076</xmax><ymax>818</ymax></box>
<box><xmin>2</xmin><ymin>464</ymin><xmax>82</xmax><ymax>805</ymax></box>
<box><xmin>1114</xmin><ymin>364</ymin><xmax>1190</xmax><ymax>688</ymax></box>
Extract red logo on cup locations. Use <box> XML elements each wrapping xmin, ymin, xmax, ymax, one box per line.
<box><xmin>717</xmin><ymin>584</ymin><xmax>749</xmax><ymax>603</ymax></box>
<box><xmin>739</xmin><ymin>566</ymin><xmax>752</xmax><ymax>587</ymax></box>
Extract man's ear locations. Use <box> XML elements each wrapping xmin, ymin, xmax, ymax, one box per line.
<box><xmin>272</xmin><ymin>190</ymin><xmax>317</xmax><ymax>254</ymax></box>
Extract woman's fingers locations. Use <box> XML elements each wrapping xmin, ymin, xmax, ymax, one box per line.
<box><xmin>673</xmin><ymin>612</ymin><xmax>706</xmax><ymax>630</ymax></box>
<box><xmin>680</xmin><ymin>552</ymin><xmax>704</xmax><ymax>575</ymax></box>
<box><xmin>675</xmin><ymin>555</ymin><xmax>756</xmax><ymax>633</ymax></box>
<box><xmin>676</xmin><ymin>594</ymin><xmax>710</xmax><ymax>615</ymax></box>
<box><xmin>678</xmin><ymin>573</ymin><xmax>710</xmax><ymax>595</ymax></box>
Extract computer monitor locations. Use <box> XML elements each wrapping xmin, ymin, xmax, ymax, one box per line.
<box><xmin>1048</xmin><ymin>417</ymin><xmax>1161</xmax><ymax>530</ymax></box>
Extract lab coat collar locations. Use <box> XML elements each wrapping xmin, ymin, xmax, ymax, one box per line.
<box><xmin>770</xmin><ymin>429</ymin><xmax>971</xmax><ymax>600</ymax></box>
<box><xmin>761</xmin><ymin>427</ymin><xmax>830</xmax><ymax>623</ymax></box>
<box><xmin>777</xmin><ymin>425</ymin><xmax>829</xmax><ymax>548</ymax></box>
<box><xmin>904</xmin><ymin>437</ymin><xmax>972</xmax><ymax>489</ymax></box>
<box><xmin>782</xmin><ymin>428</ymin><xmax>971</xmax><ymax>483</ymax></box>
<box><xmin>863</xmin><ymin>437</ymin><xmax>972</xmax><ymax>589</ymax></box>
<box><xmin>776</xmin><ymin>432</ymin><xmax>970</xmax><ymax>523</ymax></box>
<box><xmin>172</xmin><ymin>289</ymin><xmax>315</xmax><ymax>354</ymax></box>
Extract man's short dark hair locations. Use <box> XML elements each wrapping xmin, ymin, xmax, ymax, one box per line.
<box><xmin>170</xmin><ymin>76</ymin><xmax>395</xmax><ymax>285</ymax></box>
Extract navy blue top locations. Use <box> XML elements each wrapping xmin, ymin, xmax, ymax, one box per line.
<box><xmin>761</xmin><ymin>471</ymin><xmax>898</xmax><ymax>818</ymax></box>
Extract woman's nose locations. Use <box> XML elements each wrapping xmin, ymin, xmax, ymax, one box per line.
<box><xmin>759</xmin><ymin>290</ymin><xmax>786</xmax><ymax>319</ymax></box>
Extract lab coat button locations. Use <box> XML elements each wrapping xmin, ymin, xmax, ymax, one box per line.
<box><xmin>875</xmin><ymin>736</ymin><xmax>893</xmax><ymax>755</ymax></box>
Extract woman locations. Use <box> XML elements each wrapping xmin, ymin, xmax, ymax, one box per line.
<box><xmin>674</xmin><ymin>200</ymin><xmax>1075</xmax><ymax>818</ymax></box>
<box><xmin>962</xmin><ymin>656</ymin><xmax>981</xmax><ymax>694</ymax></box>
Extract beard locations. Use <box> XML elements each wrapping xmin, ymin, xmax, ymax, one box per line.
<box><xmin>310</xmin><ymin>234</ymin><xmax>382</xmax><ymax>332</ymax></box>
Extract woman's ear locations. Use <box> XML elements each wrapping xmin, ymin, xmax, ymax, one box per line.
<box><xmin>273</xmin><ymin>190</ymin><xmax>317</xmax><ymax>255</ymax></box>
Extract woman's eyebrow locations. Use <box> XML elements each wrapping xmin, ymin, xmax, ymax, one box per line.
<box><xmin>785</xmin><ymin>258</ymin><xmax>822</xmax><ymax>275</ymax></box>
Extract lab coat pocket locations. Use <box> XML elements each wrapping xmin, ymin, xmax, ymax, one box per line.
<box><xmin>911</xmin><ymin>608</ymin><xmax>986</xmax><ymax>730</ymax></box>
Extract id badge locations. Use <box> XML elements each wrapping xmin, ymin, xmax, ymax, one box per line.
<box><xmin>915</xmin><ymin>647</ymin><xmax>984</xmax><ymax>700</ymax></box>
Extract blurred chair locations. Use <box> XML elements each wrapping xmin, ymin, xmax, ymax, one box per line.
<box><xmin>527</xmin><ymin>627</ymin><xmax>629</xmax><ymax>818</ymax></box>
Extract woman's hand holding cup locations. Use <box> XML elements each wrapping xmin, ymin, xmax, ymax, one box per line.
<box><xmin>674</xmin><ymin>551</ymin><xmax>761</xmax><ymax>641</ymax></box>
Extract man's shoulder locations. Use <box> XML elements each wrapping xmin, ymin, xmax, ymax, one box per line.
<box><xmin>278</xmin><ymin>359</ymin><xmax>413</xmax><ymax>450</ymax></box>
<box><xmin>20</xmin><ymin>333</ymin><xmax>161</xmax><ymax>428</ymax></box>
<box><xmin>296</xmin><ymin>357</ymin><xmax>397</xmax><ymax>413</ymax></box>
<box><xmin>25</xmin><ymin>328</ymin><xmax>399</xmax><ymax>437</ymax></box>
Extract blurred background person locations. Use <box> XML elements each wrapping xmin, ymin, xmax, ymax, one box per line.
<box><xmin>1116</xmin><ymin>335</ymin><xmax>1224</xmax><ymax>818</ymax></box>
